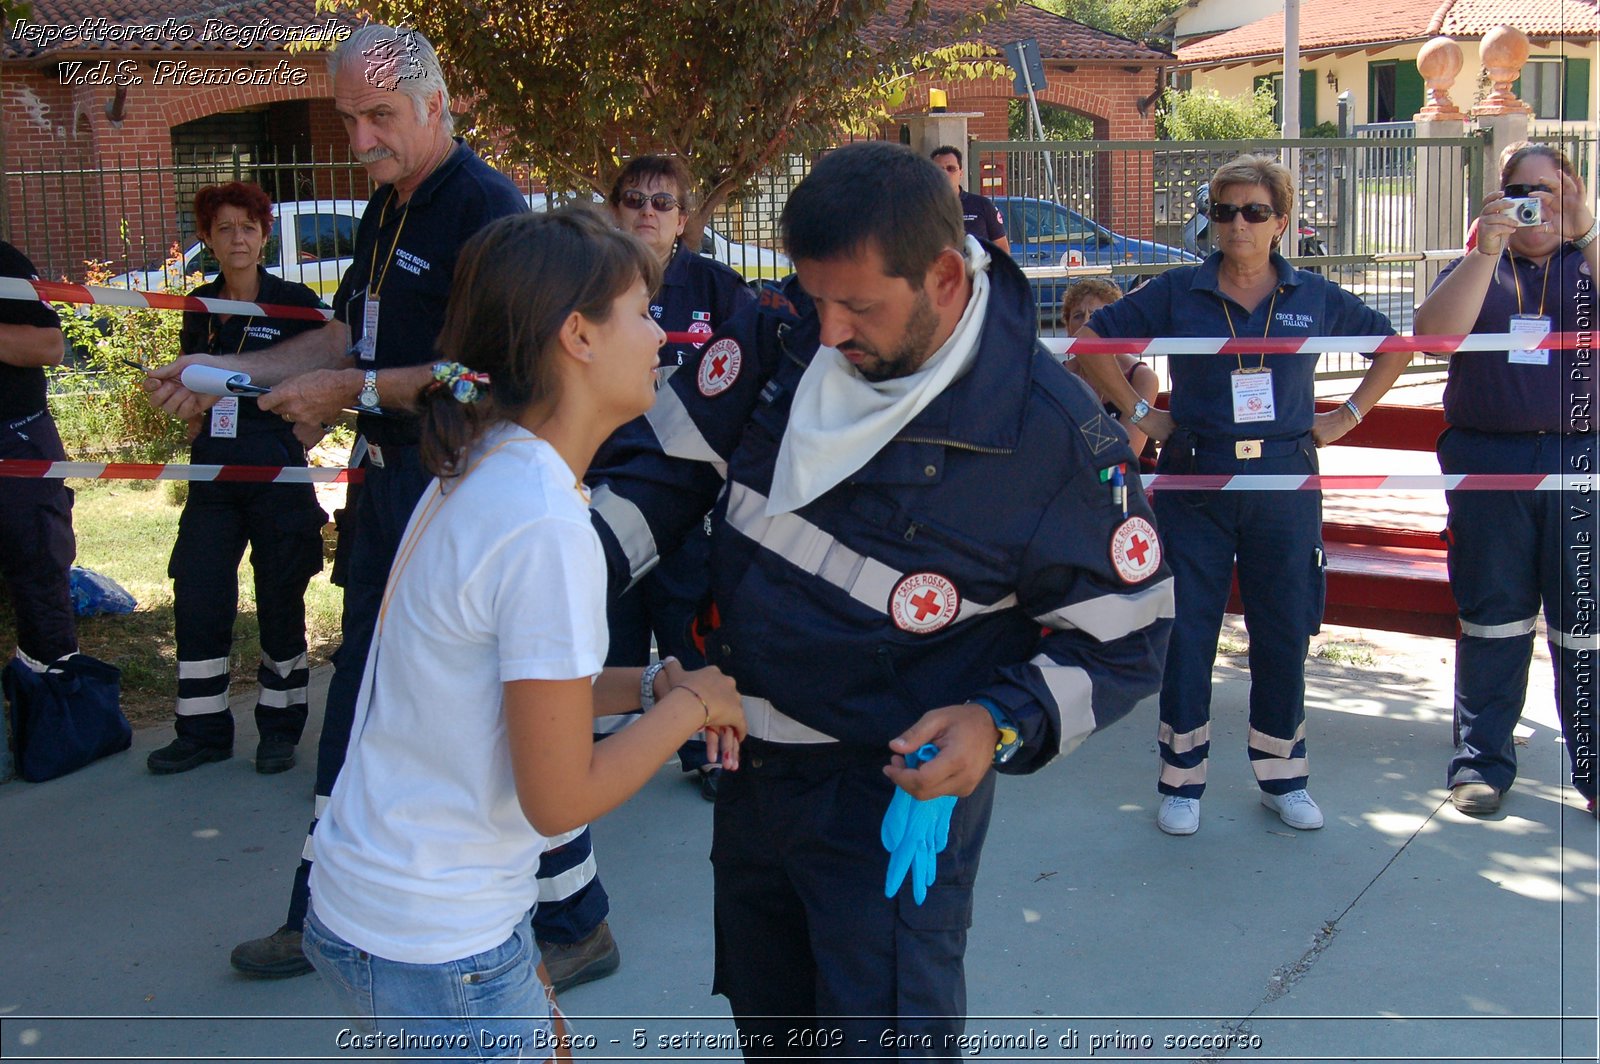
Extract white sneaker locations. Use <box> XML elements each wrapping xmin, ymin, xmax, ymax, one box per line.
<box><xmin>1261</xmin><ymin>789</ymin><xmax>1324</xmax><ymax>830</ymax></box>
<box><xmin>1157</xmin><ymin>795</ymin><xmax>1200</xmax><ymax>835</ymax></box>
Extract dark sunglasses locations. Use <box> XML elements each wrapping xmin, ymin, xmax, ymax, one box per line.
<box><xmin>1209</xmin><ymin>202</ymin><xmax>1278</xmax><ymax>224</ymax></box>
<box><xmin>1502</xmin><ymin>182</ymin><xmax>1551</xmax><ymax>199</ymax></box>
<box><xmin>619</xmin><ymin>189</ymin><xmax>680</xmax><ymax>212</ymax></box>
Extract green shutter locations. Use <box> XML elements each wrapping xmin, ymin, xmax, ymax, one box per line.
<box><xmin>1565</xmin><ymin>58</ymin><xmax>1590</xmax><ymax>121</ymax></box>
<box><xmin>1301</xmin><ymin>69</ymin><xmax>1318</xmax><ymax>126</ymax></box>
<box><xmin>1395</xmin><ymin>61</ymin><xmax>1424</xmax><ymax>121</ymax></box>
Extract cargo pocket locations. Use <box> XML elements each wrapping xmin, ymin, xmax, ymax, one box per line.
<box><xmin>1307</xmin><ymin>543</ymin><xmax>1328</xmax><ymax>636</ymax></box>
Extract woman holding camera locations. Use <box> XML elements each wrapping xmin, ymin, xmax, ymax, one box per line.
<box><xmin>1075</xmin><ymin>154</ymin><xmax>1409</xmax><ymax>836</ymax></box>
<box><xmin>1413</xmin><ymin>143</ymin><xmax>1598</xmax><ymax>818</ymax></box>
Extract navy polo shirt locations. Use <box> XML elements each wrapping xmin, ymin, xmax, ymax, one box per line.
<box><xmin>1435</xmin><ymin>245</ymin><xmax>1593</xmax><ymax>434</ymax></box>
<box><xmin>654</xmin><ymin>243</ymin><xmax>755</xmax><ymax>368</ymax></box>
<box><xmin>1088</xmin><ymin>252</ymin><xmax>1394</xmax><ymax>438</ymax></box>
<box><xmin>0</xmin><ymin>241</ymin><xmax>62</xmax><ymax>421</ymax></box>
<box><xmin>958</xmin><ymin>189</ymin><xmax>1006</xmax><ymax>244</ymax></box>
<box><xmin>333</xmin><ymin>139</ymin><xmax>527</xmax><ymax>445</ymax></box>
<box><xmin>180</xmin><ymin>267</ymin><xmax>327</xmax><ymax>437</ymax></box>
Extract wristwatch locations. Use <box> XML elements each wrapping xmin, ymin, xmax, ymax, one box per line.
<box><xmin>1574</xmin><ymin>217</ymin><xmax>1599</xmax><ymax>251</ymax></box>
<box><xmin>970</xmin><ymin>697</ymin><xmax>1023</xmax><ymax>766</ymax></box>
<box><xmin>358</xmin><ymin>369</ymin><xmax>380</xmax><ymax>410</ymax></box>
<box><xmin>1129</xmin><ymin>398</ymin><xmax>1152</xmax><ymax>425</ymax></box>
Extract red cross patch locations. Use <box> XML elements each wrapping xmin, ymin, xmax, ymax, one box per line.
<box><xmin>1109</xmin><ymin>516</ymin><xmax>1161</xmax><ymax>584</ymax></box>
<box><xmin>687</xmin><ymin>320</ymin><xmax>713</xmax><ymax>347</ymax></box>
<box><xmin>889</xmin><ymin>572</ymin><xmax>961</xmax><ymax>634</ymax></box>
<box><xmin>698</xmin><ymin>338</ymin><xmax>741</xmax><ymax>396</ymax></box>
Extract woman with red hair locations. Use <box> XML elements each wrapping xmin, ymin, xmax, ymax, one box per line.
<box><xmin>147</xmin><ymin>182</ymin><xmax>331</xmax><ymax>777</ymax></box>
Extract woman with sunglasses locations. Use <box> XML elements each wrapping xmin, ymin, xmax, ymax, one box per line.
<box><xmin>302</xmin><ymin>209</ymin><xmax>745</xmax><ymax>1054</ymax></box>
<box><xmin>1076</xmin><ymin>154</ymin><xmax>1410</xmax><ymax>836</ymax></box>
<box><xmin>603</xmin><ymin>157</ymin><xmax>755</xmax><ymax>789</ymax></box>
<box><xmin>1413</xmin><ymin>143</ymin><xmax>1597</xmax><ymax>820</ymax></box>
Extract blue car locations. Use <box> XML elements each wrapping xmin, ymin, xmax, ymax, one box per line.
<box><xmin>994</xmin><ymin>196</ymin><xmax>1199</xmax><ymax>325</ymax></box>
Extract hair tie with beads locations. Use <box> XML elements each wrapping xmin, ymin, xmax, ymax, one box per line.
<box><xmin>430</xmin><ymin>361</ymin><xmax>492</xmax><ymax>404</ymax></box>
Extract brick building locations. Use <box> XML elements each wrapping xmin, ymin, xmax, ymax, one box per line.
<box><xmin>2</xmin><ymin>1</ymin><xmax>1169</xmax><ymax>281</ymax></box>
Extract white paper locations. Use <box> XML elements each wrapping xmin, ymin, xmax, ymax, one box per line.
<box><xmin>209</xmin><ymin>397</ymin><xmax>239</xmax><ymax>439</ymax></box>
<box><xmin>1507</xmin><ymin>314</ymin><xmax>1551</xmax><ymax>366</ymax></box>
<box><xmin>1231</xmin><ymin>368</ymin><xmax>1276</xmax><ymax>424</ymax></box>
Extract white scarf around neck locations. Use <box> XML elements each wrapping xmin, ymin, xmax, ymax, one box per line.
<box><xmin>765</xmin><ymin>236</ymin><xmax>992</xmax><ymax>516</ymax></box>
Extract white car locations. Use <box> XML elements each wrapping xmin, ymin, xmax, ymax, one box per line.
<box><xmin>107</xmin><ymin>199</ymin><xmax>366</xmax><ymax>298</ymax></box>
<box><xmin>529</xmin><ymin>191</ymin><xmax>790</xmax><ymax>281</ymax></box>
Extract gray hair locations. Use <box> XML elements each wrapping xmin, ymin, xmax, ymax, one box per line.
<box><xmin>328</xmin><ymin>24</ymin><xmax>454</xmax><ymax>135</ymax></box>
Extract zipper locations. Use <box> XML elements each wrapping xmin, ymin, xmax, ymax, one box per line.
<box><xmin>893</xmin><ymin>434</ymin><xmax>1012</xmax><ymax>455</ymax></box>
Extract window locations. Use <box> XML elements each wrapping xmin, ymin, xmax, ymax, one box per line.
<box><xmin>1367</xmin><ymin>60</ymin><xmax>1423</xmax><ymax>123</ymax></box>
<box><xmin>1513</xmin><ymin>58</ymin><xmax>1590</xmax><ymax>121</ymax></box>
<box><xmin>296</xmin><ymin>214</ymin><xmax>357</xmax><ymax>262</ymax></box>
<box><xmin>1254</xmin><ymin>70</ymin><xmax>1319</xmax><ymax>127</ymax></box>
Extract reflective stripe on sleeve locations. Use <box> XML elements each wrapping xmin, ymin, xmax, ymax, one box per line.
<box><xmin>589</xmin><ymin>483</ymin><xmax>659</xmax><ymax>583</ymax></box>
<box><xmin>1028</xmin><ymin>654</ymin><xmax>1094</xmax><ymax>756</ymax></box>
<box><xmin>1032</xmin><ymin>577</ymin><xmax>1175</xmax><ymax>642</ymax></box>
<box><xmin>646</xmin><ymin>385</ymin><xmax>728</xmax><ymax>479</ymax></box>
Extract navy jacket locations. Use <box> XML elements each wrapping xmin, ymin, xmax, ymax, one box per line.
<box><xmin>590</xmin><ymin>249</ymin><xmax>1173</xmax><ymax>772</ymax></box>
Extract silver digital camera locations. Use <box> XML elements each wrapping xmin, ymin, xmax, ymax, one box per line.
<box><xmin>1506</xmin><ymin>197</ymin><xmax>1543</xmax><ymax>227</ymax></box>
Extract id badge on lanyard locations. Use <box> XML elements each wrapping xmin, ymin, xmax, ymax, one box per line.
<box><xmin>354</xmin><ymin>288</ymin><xmax>379</xmax><ymax>363</ymax></box>
<box><xmin>210</xmin><ymin>397</ymin><xmax>239</xmax><ymax>439</ymax></box>
<box><xmin>1231</xmin><ymin>367</ymin><xmax>1275</xmax><ymax>424</ymax></box>
<box><xmin>1507</xmin><ymin>314</ymin><xmax>1551</xmax><ymax>366</ymax></box>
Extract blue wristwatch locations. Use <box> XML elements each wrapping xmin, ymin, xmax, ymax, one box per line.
<box><xmin>970</xmin><ymin>697</ymin><xmax>1022</xmax><ymax>765</ymax></box>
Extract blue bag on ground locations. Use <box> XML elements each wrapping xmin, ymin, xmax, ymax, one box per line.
<box><xmin>2</xmin><ymin>653</ymin><xmax>130</xmax><ymax>782</ymax></box>
<box><xmin>69</xmin><ymin>566</ymin><xmax>137</xmax><ymax>617</ymax></box>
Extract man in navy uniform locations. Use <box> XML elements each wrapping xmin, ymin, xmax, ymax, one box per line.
<box><xmin>0</xmin><ymin>238</ymin><xmax>77</xmax><ymax>770</ymax></box>
<box><xmin>589</xmin><ymin>142</ymin><xmax>1170</xmax><ymax>1056</ymax></box>
<box><xmin>931</xmin><ymin>145</ymin><xmax>1009</xmax><ymax>255</ymax></box>
<box><xmin>145</xmin><ymin>24</ymin><xmax>530</xmax><ymax>978</ymax></box>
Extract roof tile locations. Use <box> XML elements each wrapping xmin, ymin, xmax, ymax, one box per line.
<box><xmin>1177</xmin><ymin>0</ymin><xmax>1596</xmax><ymax>63</ymax></box>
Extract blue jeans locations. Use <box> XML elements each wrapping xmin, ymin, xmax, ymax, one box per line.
<box><xmin>303</xmin><ymin>906</ymin><xmax>555</xmax><ymax>1061</ymax></box>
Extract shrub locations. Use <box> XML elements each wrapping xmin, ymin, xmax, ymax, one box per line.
<box><xmin>50</xmin><ymin>251</ymin><xmax>196</xmax><ymax>462</ymax></box>
<box><xmin>1157</xmin><ymin>85</ymin><xmax>1280</xmax><ymax>141</ymax></box>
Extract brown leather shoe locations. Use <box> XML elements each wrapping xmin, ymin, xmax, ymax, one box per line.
<box><xmin>230</xmin><ymin>925</ymin><xmax>313</xmax><ymax>979</ymax></box>
<box><xmin>1450</xmin><ymin>782</ymin><xmax>1502</xmax><ymax>816</ymax></box>
<box><xmin>538</xmin><ymin>921</ymin><xmax>620</xmax><ymax>994</ymax></box>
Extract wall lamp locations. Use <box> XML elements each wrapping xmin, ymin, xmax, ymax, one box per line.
<box><xmin>1325</xmin><ymin>70</ymin><xmax>1338</xmax><ymax>92</ymax></box>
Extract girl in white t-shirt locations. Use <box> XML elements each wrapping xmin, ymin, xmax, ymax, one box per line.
<box><xmin>303</xmin><ymin>209</ymin><xmax>746</xmax><ymax>1060</ymax></box>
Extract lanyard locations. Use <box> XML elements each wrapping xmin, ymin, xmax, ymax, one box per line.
<box><xmin>367</xmin><ymin>189</ymin><xmax>411</xmax><ymax>299</ymax></box>
<box><xmin>1508</xmin><ymin>250</ymin><xmax>1550</xmax><ymax>318</ymax></box>
<box><xmin>1221</xmin><ymin>288</ymin><xmax>1280</xmax><ymax>371</ymax></box>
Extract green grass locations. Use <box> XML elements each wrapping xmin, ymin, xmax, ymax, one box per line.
<box><xmin>1</xmin><ymin>479</ymin><xmax>343</xmax><ymax>730</ymax></box>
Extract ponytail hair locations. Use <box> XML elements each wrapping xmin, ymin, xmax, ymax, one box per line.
<box><xmin>421</xmin><ymin>208</ymin><xmax>661</xmax><ymax>479</ymax></box>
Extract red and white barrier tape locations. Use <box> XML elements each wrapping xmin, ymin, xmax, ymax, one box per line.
<box><xmin>1042</xmin><ymin>332</ymin><xmax>1591</xmax><ymax>357</ymax></box>
<box><xmin>6</xmin><ymin>278</ymin><xmax>1590</xmax><ymax>356</ymax></box>
<box><xmin>3</xmin><ymin>277</ymin><xmax>333</xmax><ymax>322</ymax></box>
<box><xmin>1</xmin><ymin>460</ymin><xmax>1588</xmax><ymax>491</ymax></box>
<box><xmin>0</xmin><ymin>460</ymin><xmax>360</xmax><ymax>484</ymax></box>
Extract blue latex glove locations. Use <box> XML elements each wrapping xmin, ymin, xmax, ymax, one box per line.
<box><xmin>881</xmin><ymin>743</ymin><xmax>958</xmax><ymax>905</ymax></box>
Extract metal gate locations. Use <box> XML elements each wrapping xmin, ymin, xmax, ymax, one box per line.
<box><xmin>972</xmin><ymin>135</ymin><xmax>1486</xmax><ymax>378</ymax></box>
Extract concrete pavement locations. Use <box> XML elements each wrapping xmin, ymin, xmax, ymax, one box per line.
<box><xmin>2</xmin><ymin>622</ymin><xmax>1595</xmax><ymax>1062</ymax></box>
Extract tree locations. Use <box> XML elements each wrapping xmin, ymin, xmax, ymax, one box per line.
<box><xmin>1031</xmin><ymin>0</ymin><xmax>1182</xmax><ymax>46</ymax></box>
<box><xmin>1156</xmin><ymin>85</ymin><xmax>1279</xmax><ymax>140</ymax></box>
<box><xmin>344</xmin><ymin>0</ymin><xmax>1013</xmax><ymax>237</ymax></box>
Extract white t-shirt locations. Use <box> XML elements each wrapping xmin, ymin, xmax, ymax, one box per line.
<box><xmin>310</xmin><ymin>423</ymin><xmax>608</xmax><ymax>964</ymax></box>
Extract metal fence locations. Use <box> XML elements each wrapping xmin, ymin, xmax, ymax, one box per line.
<box><xmin>973</xmin><ymin>135</ymin><xmax>1486</xmax><ymax>380</ymax></box>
